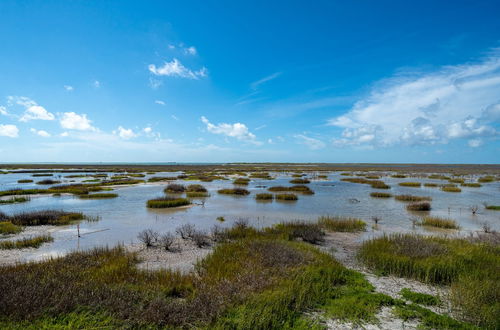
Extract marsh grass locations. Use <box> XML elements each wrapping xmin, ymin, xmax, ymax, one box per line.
<box><xmin>0</xmin><ymin>222</ymin><xmax>22</xmax><ymax>235</ymax></box>
<box><xmin>275</xmin><ymin>193</ymin><xmax>298</xmax><ymax>201</ymax></box>
<box><xmin>341</xmin><ymin>178</ymin><xmax>389</xmax><ymax>189</ymax></box>
<box><xmin>406</xmin><ymin>202</ymin><xmax>431</xmax><ymax>211</ymax></box>
<box><xmin>186</xmin><ymin>192</ymin><xmax>209</xmax><ymax>198</ymax></box>
<box><xmin>420</xmin><ymin>216</ymin><xmax>459</xmax><ymax>229</ymax></box>
<box><xmin>399</xmin><ymin>182</ymin><xmax>421</xmax><ymax>187</ymax></box>
<box><xmin>395</xmin><ymin>194</ymin><xmax>432</xmax><ymax>202</ymax></box>
<box><xmin>461</xmin><ymin>183</ymin><xmax>481</xmax><ymax>187</ymax></box>
<box><xmin>186</xmin><ymin>184</ymin><xmax>207</xmax><ymax>193</ymax></box>
<box><xmin>36</xmin><ymin>179</ymin><xmax>61</xmax><ymax>185</ymax></box>
<box><xmin>478</xmin><ymin>176</ymin><xmax>494</xmax><ymax>183</ymax></box>
<box><xmin>0</xmin><ymin>235</ymin><xmax>53</xmax><ymax>249</ymax></box>
<box><xmin>217</xmin><ymin>188</ymin><xmax>250</xmax><ymax>195</ymax></box>
<box><xmin>255</xmin><ymin>193</ymin><xmax>274</xmax><ymax>200</ymax></box>
<box><xmin>370</xmin><ymin>192</ymin><xmax>392</xmax><ymax>198</ymax></box>
<box><xmin>485</xmin><ymin>205</ymin><xmax>500</xmax><ymax>210</ymax></box>
<box><xmin>399</xmin><ymin>288</ymin><xmax>441</xmax><ymax>306</ymax></box>
<box><xmin>164</xmin><ymin>184</ymin><xmax>186</xmax><ymax>193</ymax></box>
<box><xmin>289</xmin><ymin>178</ymin><xmax>310</xmax><ymax>184</ymax></box>
<box><xmin>17</xmin><ymin>179</ymin><xmax>33</xmax><ymax>183</ymax></box>
<box><xmin>423</xmin><ymin>183</ymin><xmax>438</xmax><ymax>187</ymax></box>
<box><xmin>5</xmin><ymin>210</ymin><xmax>85</xmax><ymax>226</ymax></box>
<box><xmin>147</xmin><ymin>176</ymin><xmax>177</xmax><ymax>182</ymax></box>
<box><xmin>79</xmin><ymin>193</ymin><xmax>118</xmax><ymax>199</ymax></box>
<box><xmin>0</xmin><ymin>197</ymin><xmax>30</xmax><ymax>204</ymax></box>
<box><xmin>358</xmin><ymin>234</ymin><xmax>499</xmax><ymax>328</ymax></box>
<box><xmin>146</xmin><ymin>197</ymin><xmax>190</xmax><ymax>208</ymax></box>
<box><xmin>391</xmin><ymin>174</ymin><xmax>407</xmax><ymax>178</ymax></box>
<box><xmin>233</xmin><ymin>178</ymin><xmax>250</xmax><ymax>185</ymax></box>
<box><xmin>318</xmin><ymin>216</ymin><xmax>366</xmax><ymax>232</ymax></box>
<box><xmin>441</xmin><ymin>186</ymin><xmax>462</xmax><ymax>193</ymax></box>
<box><xmin>268</xmin><ymin>185</ymin><xmax>314</xmax><ymax>194</ymax></box>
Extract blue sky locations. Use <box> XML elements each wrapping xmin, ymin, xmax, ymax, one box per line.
<box><xmin>0</xmin><ymin>0</ymin><xmax>499</xmax><ymax>163</ymax></box>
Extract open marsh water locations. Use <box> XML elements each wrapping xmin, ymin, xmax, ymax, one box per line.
<box><xmin>0</xmin><ymin>170</ymin><xmax>499</xmax><ymax>262</ymax></box>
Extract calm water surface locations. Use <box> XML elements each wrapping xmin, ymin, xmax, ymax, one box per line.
<box><xmin>1</xmin><ymin>170</ymin><xmax>499</xmax><ymax>262</ymax></box>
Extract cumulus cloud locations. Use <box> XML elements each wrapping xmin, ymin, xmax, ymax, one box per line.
<box><xmin>30</xmin><ymin>128</ymin><xmax>51</xmax><ymax>137</ymax></box>
<box><xmin>114</xmin><ymin>126</ymin><xmax>137</xmax><ymax>139</ymax></box>
<box><xmin>149</xmin><ymin>58</ymin><xmax>207</xmax><ymax>79</ymax></box>
<box><xmin>328</xmin><ymin>51</ymin><xmax>500</xmax><ymax>147</ymax></box>
<box><xmin>0</xmin><ymin>106</ymin><xmax>7</xmax><ymax>115</ymax></box>
<box><xmin>294</xmin><ymin>134</ymin><xmax>326</xmax><ymax>150</ymax></box>
<box><xmin>184</xmin><ymin>46</ymin><xmax>197</xmax><ymax>55</ymax></box>
<box><xmin>200</xmin><ymin>116</ymin><xmax>259</xmax><ymax>143</ymax></box>
<box><xmin>7</xmin><ymin>96</ymin><xmax>55</xmax><ymax>122</ymax></box>
<box><xmin>0</xmin><ymin>124</ymin><xmax>19</xmax><ymax>138</ymax></box>
<box><xmin>64</xmin><ymin>85</ymin><xmax>74</xmax><ymax>91</ymax></box>
<box><xmin>59</xmin><ymin>112</ymin><xmax>95</xmax><ymax>131</ymax></box>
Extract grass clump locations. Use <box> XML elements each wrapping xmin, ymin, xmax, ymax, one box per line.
<box><xmin>146</xmin><ymin>197</ymin><xmax>190</xmax><ymax>208</ymax></box>
<box><xmin>370</xmin><ymin>180</ymin><xmax>390</xmax><ymax>189</ymax></box>
<box><xmin>17</xmin><ymin>179</ymin><xmax>33</xmax><ymax>183</ymax></box>
<box><xmin>36</xmin><ymin>179</ymin><xmax>61</xmax><ymax>185</ymax></box>
<box><xmin>233</xmin><ymin>177</ymin><xmax>250</xmax><ymax>185</ymax></box>
<box><xmin>399</xmin><ymin>288</ymin><xmax>441</xmax><ymax>306</ymax></box>
<box><xmin>399</xmin><ymin>182</ymin><xmax>421</xmax><ymax>187</ymax></box>
<box><xmin>289</xmin><ymin>178</ymin><xmax>310</xmax><ymax>184</ymax></box>
<box><xmin>370</xmin><ymin>192</ymin><xmax>392</xmax><ymax>198</ymax></box>
<box><xmin>147</xmin><ymin>176</ymin><xmax>177</xmax><ymax>182</ymax></box>
<box><xmin>268</xmin><ymin>185</ymin><xmax>314</xmax><ymax>194</ymax></box>
<box><xmin>391</xmin><ymin>174</ymin><xmax>407</xmax><ymax>178</ymax></box>
<box><xmin>461</xmin><ymin>183</ymin><xmax>481</xmax><ymax>187</ymax></box>
<box><xmin>442</xmin><ymin>186</ymin><xmax>462</xmax><ymax>193</ymax></box>
<box><xmin>186</xmin><ymin>191</ymin><xmax>209</xmax><ymax>198</ymax></box>
<box><xmin>0</xmin><ymin>235</ymin><xmax>53</xmax><ymax>249</ymax></box>
<box><xmin>393</xmin><ymin>303</ymin><xmax>475</xmax><ymax>329</ymax></box>
<box><xmin>275</xmin><ymin>193</ymin><xmax>298</xmax><ymax>201</ymax></box>
<box><xmin>255</xmin><ymin>193</ymin><xmax>273</xmax><ymax>200</ymax></box>
<box><xmin>420</xmin><ymin>216</ymin><xmax>459</xmax><ymax>229</ymax></box>
<box><xmin>0</xmin><ymin>222</ymin><xmax>22</xmax><ymax>235</ymax></box>
<box><xmin>186</xmin><ymin>184</ymin><xmax>207</xmax><ymax>193</ymax></box>
<box><xmin>5</xmin><ymin>210</ymin><xmax>85</xmax><ymax>226</ymax></box>
<box><xmin>358</xmin><ymin>234</ymin><xmax>499</xmax><ymax>328</ymax></box>
<box><xmin>424</xmin><ymin>183</ymin><xmax>438</xmax><ymax>187</ymax></box>
<box><xmin>318</xmin><ymin>216</ymin><xmax>366</xmax><ymax>232</ymax></box>
<box><xmin>217</xmin><ymin>188</ymin><xmax>250</xmax><ymax>195</ymax></box>
<box><xmin>485</xmin><ymin>204</ymin><xmax>500</xmax><ymax>210</ymax></box>
<box><xmin>478</xmin><ymin>176</ymin><xmax>494</xmax><ymax>183</ymax></box>
<box><xmin>406</xmin><ymin>201</ymin><xmax>431</xmax><ymax>211</ymax></box>
<box><xmin>0</xmin><ymin>197</ymin><xmax>31</xmax><ymax>204</ymax></box>
<box><xmin>164</xmin><ymin>184</ymin><xmax>185</xmax><ymax>193</ymax></box>
<box><xmin>395</xmin><ymin>194</ymin><xmax>432</xmax><ymax>202</ymax></box>
<box><xmin>79</xmin><ymin>193</ymin><xmax>118</xmax><ymax>199</ymax></box>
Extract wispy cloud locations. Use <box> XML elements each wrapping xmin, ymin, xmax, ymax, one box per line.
<box><xmin>294</xmin><ymin>134</ymin><xmax>326</xmax><ymax>150</ymax></box>
<box><xmin>155</xmin><ymin>100</ymin><xmax>166</xmax><ymax>106</ymax></box>
<box><xmin>30</xmin><ymin>128</ymin><xmax>51</xmax><ymax>137</ymax></box>
<box><xmin>149</xmin><ymin>58</ymin><xmax>207</xmax><ymax>79</ymax></box>
<box><xmin>251</xmin><ymin>72</ymin><xmax>282</xmax><ymax>90</ymax></box>
<box><xmin>329</xmin><ymin>50</ymin><xmax>500</xmax><ymax>148</ymax></box>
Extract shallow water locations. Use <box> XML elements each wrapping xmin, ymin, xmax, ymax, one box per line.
<box><xmin>0</xmin><ymin>170</ymin><xmax>499</xmax><ymax>262</ymax></box>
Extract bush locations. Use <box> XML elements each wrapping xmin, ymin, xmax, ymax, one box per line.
<box><xmin>406</xmin><ymin>202</ymin><xmax>431</xmax><ymax>211</ymax></box>
<box><xmin>255</xmin><ymin>193</ymin><xmax>273</xmax><ymax>200</ymax></box>
<box><xmin>370</xmin><ymin>192</ymin><xmax>392</xmax><ymax>198</ymax></box>
<box><xmin>318</xmin><ymin>216</ymin><xmax>366</xmax><ymax>232</ymax></box>
<box><xmin>158</xmin><ymin>233</ymin><xmax>176</xmax><ymax>251</ymax></box>
<box><xmin>164</xmin><ymin>184</ymin><xmax>185</xmax><ymax>193</ymax></box>
<box><xmin>420</xmin><ymin>216</ymin><xmax>459</xmax><ymax>229</ymax></box>
<box><xmin>217</xmin><ymin>188</ymin><xmax>250</xmax><ymax>195</ymax></box>
<box><xmin>274</xmin><ymin>221</ymin><xmax>325</xmax><ymax>244</ymax></box>
<box><xmin>0</xmin><ymin>222</ymin><xmax>22</xmax><ymax>235</ymax></box>
<box><xmin>137</xmin><ymin>229</ymin><xmax>159</xmax><ymax>247</ymax></box>
<box><xmin>176</xmin><ymin>224</ymin><xmax>196</xmax><ymax>239</ymax></box>
<box><xmin>192</xmin><ymin>230</ymin><xmax>210</xmax><ymax>248</ymax></box>
<box><xmin>0</xmin><ymin>235</ymin><xmax>53</xmax><ymax>249</ymax></box>
<box><xmin>146</xmin><ymin>197</ymin><xmax>190</xmax><ymax>208</ymax></box>
<box><xmin>275</xmin><ymin>193</ymin><xmax>298</xmax><ymax>201</ymax></box>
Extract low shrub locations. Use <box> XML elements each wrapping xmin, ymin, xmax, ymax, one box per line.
<box><xmin>420</xmin><ymin>216</ymin><xmax>459</xmax><ymax>229</ymax></box>
<box><xmin>399</xmin><ymin>182</ymin><xmax>421</xmax><ymax>187</ymax></box>
<box><xmin>137</xmin><ymin>229</ymin><xmax>159</xmax><ymax>247</ymax></box>
<box><xmin>318</xmin><ymin>216</ymin><xmax>366</xmax><ymax>232</ymax></box>
<box><xmin>217</xmin><ymin>188</ymin><xmax>250</xmax><ymax>195</ymax></box>
<box><xmin>0</xmin><ymin>234</ymin><xmax>53</xmax><ymax>249</ymax></box>
<box><xmin>192</xmin><ymin>230</ymin><xmax>211</xmax><ymax>248</ymax></box>
<box><xmin>370</xmin><ymin>192</ymin><xmax>392</xmax><ymax>198</ymax></box>
<box><xmin>146</xmin><ymin>197</ymin><xmax>190</xmax><ymax>208</ymax></box>
<box><xmin>275</xmin><ymin>193</ymin><xmax>298</xmax><ymax>201</ymax></box>
<box><xmin>164</xmin><ymin>184</ymin><xmax>186</xmax><ymax>193</ymax></box>
<box><xmin>255</xmin><ymin>193</ymin><xmax>273</xmax><ymax>200</ymax></box>
<box><xmin>176</xmin><ymin>224</ymin><xmax>196</xmax><ymax>239</ymax></box>
<box><xmin>406</xmin><ymin>202</ymin><xmax>431</xmax><ymax>211</ymax></box>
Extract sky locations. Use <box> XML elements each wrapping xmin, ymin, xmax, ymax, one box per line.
<box><xmin>0</xmin><ymin>0</ymin><xmax>499</xmax><ymax>163</ymax></box>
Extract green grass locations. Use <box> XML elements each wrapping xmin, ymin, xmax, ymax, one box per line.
<box><xmin>217</xmin><ymin>188</ymin><xmax>250</xmax><ymax>195</ymax></box>
<box><xmin>290</xmin><ymin>178</ymin><xmax>310</xmax><ymax>184</ymax></box>
<box><xmin>0</xmin><ymin>235</ymin><xmax>53</xmax><ymax>249</ymax></box>
<box><xmin>370</xmin><ymin>192</ymin><xmax>392</xmax><ymax>198</ymax></box>
<box><xmin>318</xmin><ymin>216</ymin><xmax>366</xmax><ymax>232</ymax></box>
<box><xmin>146</xmin><ymin>197</ymin><xmax>190</xmax><ymax>208</ymax></box>
<box><xmin>186</xmin><ymin>191</ymin><xmax>209</xmax><ymax>198</ymax></box>
<box><xmin>17</xmin><ymin>179</ymin><xmax>33</xmax><ymax>183</ymax></box>
<box><xmin>406</xmin><ymin>202</ymin><xmax>431</xmax><ymax>211</ymax></box>
<box><xmin>485</xmin><ymin>205</ymin><xmax>500</xmax><ymax>210</ymax></box>
<box><xmin>0</xmin><ymin>222</ymin><xmax>23</xmax><ymax>235</ymax></box>
<box><xmin>358</xmin><ymin>234</ymin><xmax>499</xmax><ymax>328</ymax></box>
<box><xmin>255</xmin><ymin>193</ymin><xmax>273</xmax><ymax>200</ymax></box>
<box><xmin>5</xmin><ymin>210</ymin><xmax>85</xmax><ymax>226</ymax></box>
<box><xmin>420</xmin><ymin>216</ymin><xmax>459</xmax><ymax>229</ymax></box>
<box><xmin>399</xmin><ymin>288</ymin><xmax>441</xmax><ymax>306</ymax></box>
<box><xmin>233</xmin><ymin>178</ymin><xmax>250</xmax><ymax>185</ymax></box>
<box><xmin>441</xmin><ymin>186</ymin><xmax>462</xmax><ymax>193</ymax></box>
<box><xmin>395</xmin><ymin>194</ymin><xmax>431</xmax><ymax>202</ymax></box>
<box><xmin>399</xmin><ymin>182</ymin><xmax>421</xmax><ymax>187</ymax></box>
<box><xmin>275</xmin><ymin>193</ymin><xmax>298</xmax><ymax>201</ymax></box>
<box><xmin>393</xmin><ymin>303</ymin><xmax>476</xmax><ymax>329</ymax></box>
<box><xmin>78</xmin><ymin>193</ymin><xmax>118</xmax><ymax>199</ymax></box>
<box><xmin>0</xmin><ymin>197</ymin><xmax>31</xmax><ymax>204</ymax></box>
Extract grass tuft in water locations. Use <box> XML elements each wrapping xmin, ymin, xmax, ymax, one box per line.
<box><xmin>146</xmin><ymin>197</ymin><xmax>190</xmax><ymax>208</ymax></box>
<box><xmin>420</xmin><ymin>216</ymin><xmax>459</xmax><ymax>229</ymax></box>
<box><xmin>0</xmin><ymin>234</ymin><xmax>53</xmax><ymax>249</ymax></box>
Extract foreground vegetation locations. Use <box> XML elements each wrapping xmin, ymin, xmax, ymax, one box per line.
<box><xmin>0</xmin><ymin>235</ymin><xmax>53</xmax><ymax>249</ymax></box>
<box><xmin>0</xmin><ymin>210</ymin><xmax>85</xmax><ymax>226</ymax></box>
<box><xmin>358</xmin><ymin>233</ymin><xmax>500</xmax><ymax>328</ymax></box>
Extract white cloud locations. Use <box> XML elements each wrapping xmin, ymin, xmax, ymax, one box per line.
<box><xmin>184</xmin><ymin>46</ymin><xmax>197</xmax><ymax>55</ymax></box>
<box><xmin>149</xmin><ymin>78</ymin><xmax>162</xmax><ymax>89</ymax></box>
<box><xmin>0</xmin><ymin>124</ymin><xmax>19</xmax><ymax>138</ymax></box>
<box><xmin>251</xmin><ymin>72</ymin><xmax>281</xmax><ymax>90</ymax></box>
<box><xmin>64</xmin><ymin>85</ymin><xmax>74</xmax><ymax>91</ymax></box>
<box><xmin>171</xmin><ymin>115</ymin><xmax>179</xmax><ymax>121</ymax></box>
<box><xmin>168</xmin><ymin>44</ymin><xmax>176</xmax><ymax>50</ymax></box>
<box><xmin>144</xmin><ymin>127</ymin><xmax>152</xmax><ymax>134</ymax></box>
<box><xmin>201</xmin><ymin>116</ymin><xmax>259</xmax><ymax>144</ymax></box>
<box><xmin>155</xmin><ymin>100</ymin><xmax>166</xmax><ymax>106</ymax></box>
<box><xmin>93</xmin><ymin>80</ymin><xmax>100</xmax><ymax>88</ymax></box>
<box><xmin>468</xmin><ymin>138</ymin><xmax>483</xmax><ymax>147</ymax></box>
<box><xmin>114</xmin><ymin>126</ymin><xmax>137</xmax><ymax>139</ymax></box>
<box><xmin>59</xmin><ymin>112</ymin><xmax>95</xmax><ymax>131</ymax></box>
<box><xmin>148</xmin><ymin>58</ymin><xmax>207</xmax><ymax>79</ymax></box>
<box><xmin>30</xmin><ymin>128</ymin><xmax>51</xmax><ymax>137</ymax></box>
<box><xmin>7</xmin><ymin>96</ymin><xmax>55</xmax><ymax>122</ymax></box>
<box><xmin>294</xmin><ymin>134</ymin><xmax>326</xmax><ymax>150</ymax></box>
<box><xmin>328</xmin><ymin>52</ymin><xmax>500</xmax><ymax>148</ymax></box>
<box><xmin>60</xmin><ymin>132</ymin><xmax>69</xmax><ymax>137</ymax></box>
<box><xmin>0</xmin><ymin>106</ymin><xmax>7</xmax><ymax>115</ymax></box>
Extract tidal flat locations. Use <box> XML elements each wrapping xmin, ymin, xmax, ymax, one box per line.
<box><xmin>0</xmin><ymin>163</ymin><xmax>498</xmax><ymax>329</ymax></box>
